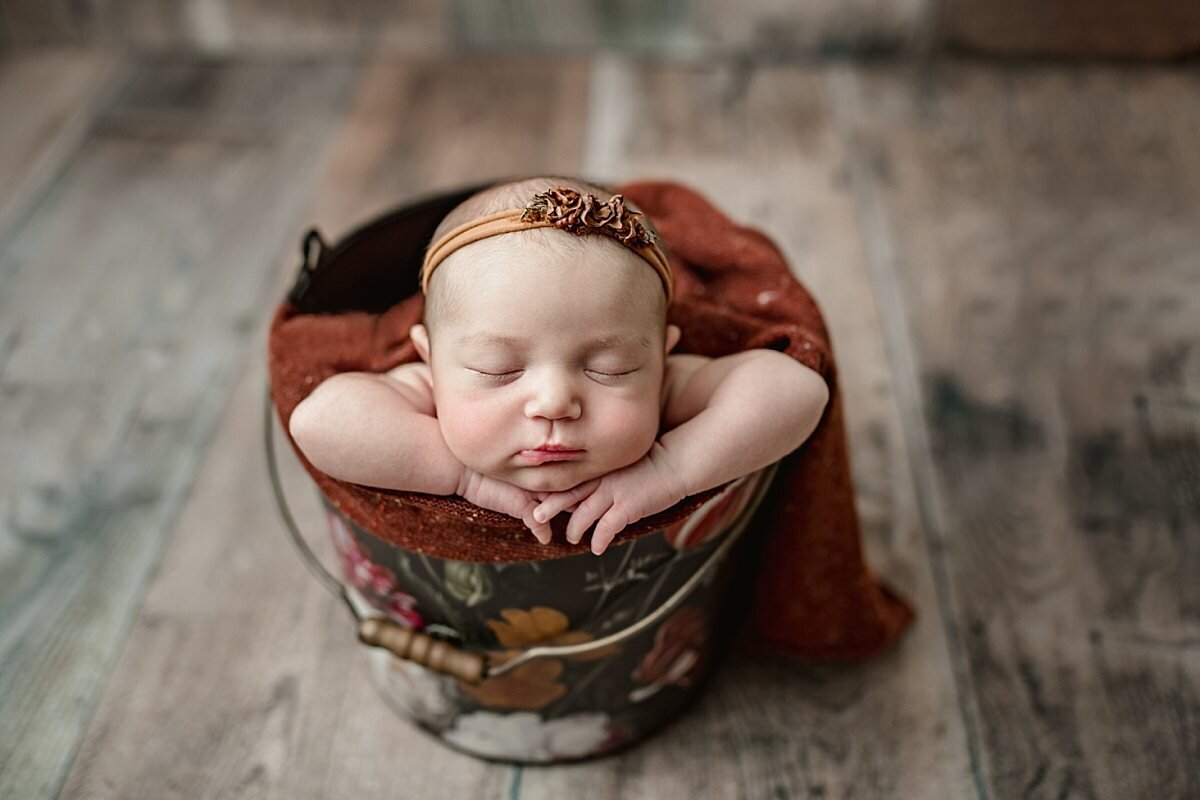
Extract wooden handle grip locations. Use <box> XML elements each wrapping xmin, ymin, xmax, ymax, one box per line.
<box><xmin>357</xmin><ymin>618</ymin><xmax>487</xmax><ymax>684</ymax></box>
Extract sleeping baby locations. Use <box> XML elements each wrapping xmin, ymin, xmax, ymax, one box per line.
<box><xmin>288</xmin><ymin>176</ymin><xmax>829</xmax><ymax>555</ymax></box>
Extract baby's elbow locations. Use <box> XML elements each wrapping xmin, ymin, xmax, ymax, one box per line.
<box><xmin>763</xmin><ymin>353</ymin><xmax>828</xmax><ymax>437</ymax></box>
<box><xmin>288</xmin><ymin>387</ymin><xmax>342</xmax><ymax>463</ymax></box>
<box><xmin>755</xmin><ymin>351</ymin><xmax>828</xmax><ymax>403</ymax></box>
<box><xmin>288</xmin><ymin>397</ymin><xmax>321</xmax><ymax>454</ymax></box>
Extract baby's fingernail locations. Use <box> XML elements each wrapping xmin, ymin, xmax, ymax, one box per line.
<box><xmin>533</xmin><ymin>508</ymin><xmax>546</xmax><ymax>523</ymax></box>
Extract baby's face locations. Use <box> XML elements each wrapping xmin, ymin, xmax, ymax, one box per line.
<box><xmin>412</xmin><ymin>234</ymin><xmax>678</xmax><ymax>493</ymax></box>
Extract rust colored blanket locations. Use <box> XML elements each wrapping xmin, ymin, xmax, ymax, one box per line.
<box><xmin>269</xmin><ymin>180</ymin><xmax>915</xmax><ymax>660</ymax></box>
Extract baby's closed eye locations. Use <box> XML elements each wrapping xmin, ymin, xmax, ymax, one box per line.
<box><xmin>469</xmin><ymin>367</ymin><xmax>522</xmax><ymax>378</ymax></box>
<box><xmin>464</xmin><ymin>364</ymin><xmax>641</xmax><ymax>383</ymax></box>
<box><xmin>586</xmin><ymin>367</ymin><xmax>639</xmax><ymax>381</ymax></box>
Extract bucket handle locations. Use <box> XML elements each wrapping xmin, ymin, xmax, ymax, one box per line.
<box><xmin>265</xmin><ymin>383</ymin><xmax>775</xmax><ymax>684</ymax></box>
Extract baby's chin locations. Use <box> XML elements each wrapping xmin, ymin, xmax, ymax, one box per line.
<box><xmin>506</xmin><ymin>465</ymin><xmax>607</xmax><ymax>493</ymax></box>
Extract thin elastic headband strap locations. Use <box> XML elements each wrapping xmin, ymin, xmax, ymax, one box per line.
<box><xmin>420</xmin><ymin>188</ymin><xmax>673</xmax><ymax>302</ymax></box>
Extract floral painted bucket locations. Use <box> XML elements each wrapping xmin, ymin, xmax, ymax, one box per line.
<box><xmin>322</xmin><ymin>468</ymin><xmax>773</xmax><ymax>763</ymax></box>
<box><xmin>266</xmin><ymin>183</ymin><xmax>783</xmax><ymax>763</ymax></box>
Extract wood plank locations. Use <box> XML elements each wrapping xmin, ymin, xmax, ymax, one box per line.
<box><xmin>0</xmin><ymin>0</ymin><xmax>925</xmax><ymax>58</ymax></box>
<box><xmin>0</xmin><ymin>0</ymin><xmax>453</xmax><ymax>54</ymax></box>
<box><xmin>836</xmin><ymin>63</ymin><xmax>1200</xmax><ymax>798</ymax></box>
<box><xmin>692</xmin><ymin>0</ymin><xmax>923</xmax><ymax>57</ymax></box>
<box><xmin>0</xmin><ymin>57</ymin><xmax>358</xmax><ymax>800</ymax></box>
<box><xmin>516</xmin><ymin>58</ymin><xmax>975</xmax><ymax>799</ymax></box>
<box><xmin>57</xmin><ymin>54</ymin><xmax>590</xmax><ymax>798</ymax></box>
<box><xmin>226</xmin><ymin>0</ymin><xmax>450</xmax><ymax>55</ymax></box>
<box><xmin>0</xmin><ymin>49</ymin><xmax>123</xmax><ymax>239</ymax></box>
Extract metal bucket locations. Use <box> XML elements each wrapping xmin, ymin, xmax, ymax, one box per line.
<box><xmin>266</xmin><ymin>183</ymin><xmax>781</xmax><ymax>763</ymax></box>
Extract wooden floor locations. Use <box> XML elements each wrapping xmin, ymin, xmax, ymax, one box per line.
<box><xmin>1</xmin><ymin>50</ymin><xmax>1197</xmax><ymax>799</ymax></box>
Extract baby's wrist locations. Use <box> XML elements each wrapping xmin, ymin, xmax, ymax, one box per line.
<box><xmin>649</xmin><ymin>440</ymin><xmax>693</xmax><ymax>502</ymax></box>
<box><xmin>454</xmin><ymin>464</ymin><xmax>473</xmax><ymax>498</ymax></box>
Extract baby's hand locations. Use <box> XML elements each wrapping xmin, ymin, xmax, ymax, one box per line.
<box><xmin>457</xmin><ymin>468</ymin><xmax>553</xmax><ymax>545</ymax></box>
<box><xmin>532</xmin><ymin>443</ymin><xmax>689</xmax><ymax>555</ymax></box>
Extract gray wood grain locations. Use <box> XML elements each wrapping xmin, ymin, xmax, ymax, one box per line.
<box><xmin>7</xmin><ymin>0</ymin><xmax>1197</xmax><ymax>60</ymax></box>
<box><xmin>0</xmin><ymin>57</ymin><xmax>357</xmax><ymax>800</ymax></box>
<box><xmin>0</xmin><ymin>49</ymin><xmax>123</xmax><ymax>239</ymax></box>
<box><xmin>56</xmin><ymin>54</ymin><xmax>591</xmax><ymax>799</ymax></box>
<box><xmin>514</xmin><ymin>59</ymin><xmax>973</xmax><ymax>800</ymax></box>
<box><xmin>0</xmin><ymin>0</ymin><xmax>925</xmax><ymax>58</ymax></box>
<box><xmin>835</xmin><ymin>63</ymin><xmax>1200</xmax><ymax>799</ymax></box>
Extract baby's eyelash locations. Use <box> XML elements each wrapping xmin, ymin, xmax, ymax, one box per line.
<box><xmin>470</xmin><ymin>369</ymin><xmax>521</xmax><ymax>379</ymax></box>
<box><xmin>587</xmin><ymin>369</ymin><xmax>636</xmax><ymax>377</ymax></box>
<box><xmin>467</xmin><ymin>367</ymin><xmax>640</xmax><ymax>380</ymax></box>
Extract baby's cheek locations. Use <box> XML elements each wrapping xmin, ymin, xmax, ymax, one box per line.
<box><xmin>437</xmin><ymin>397</ymin><xmax>507</xmax><ymax>468</ymax></box>
<box><xmin>602</xmin><ymin>397</ymin><xmax>661</xmax><ymax>459</ymax></box>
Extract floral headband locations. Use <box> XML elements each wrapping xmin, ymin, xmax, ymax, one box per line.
<box><xmin>420</xmin><ymin>186</ymin><xmax>673</xmax><ymax>302</ymax></box>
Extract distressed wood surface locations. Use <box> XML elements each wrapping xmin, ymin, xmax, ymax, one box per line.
<box><xmin>836</xmin><ymin>63</ymin><xmax>1200</xmax><ymax>798</ymax></box>
<box><xmin>0</xmin><ymin>0</ymin><xmax>925</xmax><ymax>57</ymax></box>
<box><xmin>56</xmin><ymin>54</ymin><xmax>591</xmax><ymax>799</ymax></box>
<box><xmin>7</xmin><ymin>0</ymin><xmax>1197</xmax><ymax>60</ymax></box>
<box><xmin>0</xmin><ymin>57</ymin><xmax>358</xmax><ymax>800</ymax></box>
<box><xmin>0</xmin><ymin>49</ymin><xmax>123</xmax><ymax>239</ymax></box>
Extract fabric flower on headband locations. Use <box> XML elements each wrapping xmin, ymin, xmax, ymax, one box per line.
<box><xmin>520</xmin><ymin>187</ymin><xmax>659</xmax><ymax>248</ymax></box>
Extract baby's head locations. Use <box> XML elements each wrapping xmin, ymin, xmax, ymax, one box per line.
<box><xmin>409</xmin><ymin>176</ymin><xmax>681</xmax><ymax>493</ymax></box>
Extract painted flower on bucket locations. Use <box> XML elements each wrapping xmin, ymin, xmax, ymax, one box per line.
<box><xmin>364</xmin><ymin>646</ymin><xmax>458</xmax><ymax>729</ymax></box>
<box><xmin>460</xmin><ymin>606</ymin><xmax>619</xmax><ymax>711</ymax></box>
<box><xmin>443</xmin><ymin>561</ymin><xmax>493</xmax><ymax>607</ymax></box>
<box><xmin>630</xmin><ymin>605</ymin><xmax>709</xmax><ymax>703</ymax></box>
<box><xmin>662</xmin><ymin>473</ymin><xmax>760</xmax><ymax>550</ymax></box>
<box><xmin>327</xmin><ymin>511</ymin><xmax>424</xmax><ymax>629</ymax></box>
<box><xmin>442</xmin><ymin>711</ymin><xmax>617</xmax><ymax>762</ymax></box>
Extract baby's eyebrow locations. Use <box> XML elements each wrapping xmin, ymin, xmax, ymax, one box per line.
<box><xmin>458</xmin><ymin>333</ymin><xmax>651</xmax><ymax>351</ymax></box>
<box><xmin>588</xmin><ymin>334</ymin><xmax>652</xmax><ymax>351</ymax></box>
<box><xmin>457</xmin><ymin>333</ymin><xmax>522</xmax><ymax>348</ymax></box>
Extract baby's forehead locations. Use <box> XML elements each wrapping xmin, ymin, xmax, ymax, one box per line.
<box><xmin>433</xmin><ymin>232</ymin><xmax>655</xmax><ymax>300</ymax></box>
<box><xmin>424</xmin><ymin>229</ymin><xmax>667</xmax><ymax>346</ymax></box>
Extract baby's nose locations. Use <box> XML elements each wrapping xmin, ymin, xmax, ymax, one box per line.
<box><xmin>524</xmin><ymin>376</ymin><xmax>581</xmax><ymax>421</ymax></box>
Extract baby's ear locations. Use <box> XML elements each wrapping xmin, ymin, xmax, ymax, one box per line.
<box><xmin>665</xmin><ymin>324</ymin><xmax>682</xmax><ymax>354</ymax></box>
<box><xmin>410</xmin><ymin>324</ymin><xmax>431</xmax><ymax>363</ymax></box>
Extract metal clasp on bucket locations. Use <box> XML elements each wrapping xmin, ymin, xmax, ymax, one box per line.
<box><xmin>266</xmin><ymin>384</ymin><xmax>775</xmax><ymax>686</ymax></box>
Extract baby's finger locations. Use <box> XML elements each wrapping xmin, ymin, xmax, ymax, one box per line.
<box><xmin>521</xmin><ymin>509</ymin><xmax>553</xmax><ymax>545</ymax></box>
<box><xmin>533</xmin><ymin>479</ymin><xmax>599</xmax><ymax>524</ymax></box>
<box><xmin>508</xmin><ymin>495</ymin><xmax>550</xmax><ymax>545</ymax></box>
<box><xmin>566</xmin><ymin>492</ymin><xmax>612</xmax><ymax>545</ymax></box>
<box><xmin>590</xmin><ymin>506</ymin><xmax>631</xmax><ymax>555</ymax></box>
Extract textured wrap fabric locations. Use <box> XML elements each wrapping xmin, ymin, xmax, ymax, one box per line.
<box><xmin>268</xmin><ymin>179</ymin><xmax>915</xmax><ymax>661</ymax></box>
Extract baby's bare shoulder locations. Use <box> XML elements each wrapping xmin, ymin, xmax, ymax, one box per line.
<box><xmin>661</xmin><ymin>353</ymin><xmax>712</xmax><ymax>423</ymax></box>
<box><xmin>662</xmin><ymin>353</ymin><xmax>711</xmax><ymax>392</ymax></box>
<box><xmin>662</xmin><ymin>351</ymin><xmax>797</xmax><ymax>427</ymax></box>
<box><xmin>377</xmin><ymin>361</ymin><xmax>435</xmax><ymax>416</ymax></box>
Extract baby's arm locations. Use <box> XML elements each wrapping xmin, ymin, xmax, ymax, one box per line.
<box><xmin>287</xmin><ymin>366</ymin><xmax>462</xmax><ymax>495</ymax></box>
<box><xmin>657</xmin><ymin>349</ymin><xmax>829</xmax><ymax>496</ymax></box>
<box><xmin>535</xmin><ymin>349</ymin><xmax>829</xmax><ymax>553</ymax></box>
<box><xmin>288</xmin><ymin>366</ymin><xmax>554</xmax><ymax>542</ymax></box>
